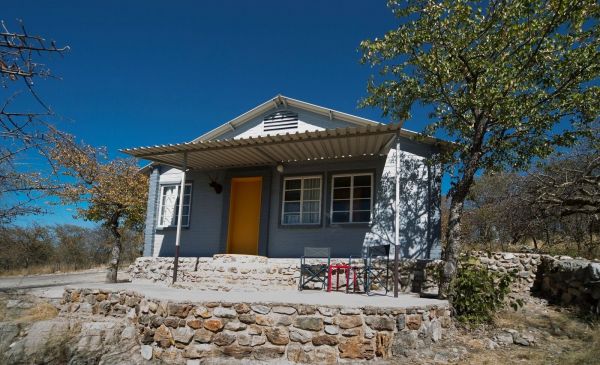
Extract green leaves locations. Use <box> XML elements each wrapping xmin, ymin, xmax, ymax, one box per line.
<box><xmin>361</xmin><ymin>0</ymin><xmax>600</xmax><ymax>174</ymax></box>
<box><xmin>450</xmin><ymin>256</ymin><xmax>523</xmax><ymax>324</ymax></box>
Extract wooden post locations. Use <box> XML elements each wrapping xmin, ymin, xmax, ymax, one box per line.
<box><xmin>173</xmin><ymin>152</ymin><xmax>187</xmax><ymax>284</ymax></box>
<box><xmin>394</xmin><ymin>134</ymin><xmax>400</xmax><ymax>298</ymax></box>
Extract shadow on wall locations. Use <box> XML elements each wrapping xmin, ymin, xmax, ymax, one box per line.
<box><xmin>364</xmin><ymin>151</ymin><xmax>441</xmax><ymax>259</ymax></box>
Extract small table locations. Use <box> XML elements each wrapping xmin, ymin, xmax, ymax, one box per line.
<box><xmin>327</xmin><ymin>263</ymin><xmax>359</xmax><ymax>293</ymax></box>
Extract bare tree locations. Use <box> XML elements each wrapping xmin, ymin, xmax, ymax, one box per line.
<box><xmin>0</xmin><ymin>20</ymin><xmax>69</xmax><ymax>223</ymax></box>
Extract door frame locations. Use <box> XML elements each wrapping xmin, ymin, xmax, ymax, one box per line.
<box><xmin>219</xmin><ymin>168</ymin><xmax>271</xmax><ymax>256</ymax></box>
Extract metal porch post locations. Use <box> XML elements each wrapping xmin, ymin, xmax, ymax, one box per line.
<box><xmin>173</xmin><ymin>152</ymin><xmax>187</xmax><ymax>284</ymax></box>
<box><xmin>394</xmin><ymin>134</ymin><xmax>400</xmax><ymax>298</ymax></box>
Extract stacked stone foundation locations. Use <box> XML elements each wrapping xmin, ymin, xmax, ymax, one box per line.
<box><xmin>61</xmin><ymin>288</ymin><xmax>451</xmax><ymax>363</ymax></box>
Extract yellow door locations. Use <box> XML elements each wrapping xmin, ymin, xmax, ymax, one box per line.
<box><xmin>227</xmin><ymin>177</ymin><xmax>262</xmax><ymax>255</ymax></box>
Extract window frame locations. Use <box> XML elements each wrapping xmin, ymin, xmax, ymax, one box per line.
<box><xmin>330</xmin><ymin>172</ymin><xmax>374</xmax><ymax>224</ymax></box>
<box><xmin>280</xmin><ymin>175</ymin><xmax>323</xmax><ymax>226</ymax></box>
<box><xmin>156</xmin><ymin>182</ymin><xmax>193</xmax><ymax>229</ymax></box>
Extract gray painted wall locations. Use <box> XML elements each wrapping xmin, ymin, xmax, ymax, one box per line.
<box><xmin>148</xmin><ymin>135</ymin><xmax>442</xmax><ymax>259</ymax></box>
<box><xmin>143</xmin><ymin>166</ymin><xmax>160</xmax><ymax>256</ymax></box>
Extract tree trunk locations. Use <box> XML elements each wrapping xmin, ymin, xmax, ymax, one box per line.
<box><xmin>438</xmin><ymin>190</ymin><xmax>467</xmax><ymax>299</ymax></box>
<box><xmin>106</xmin><ymin>214</ymin><xmax>122</xmax><ymax>283</ymax></box>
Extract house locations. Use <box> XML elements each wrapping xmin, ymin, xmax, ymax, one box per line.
<box><xmin>123</xmin><ymin>95</ymin><xmax>446</xmax><ymax>260</ymax></box>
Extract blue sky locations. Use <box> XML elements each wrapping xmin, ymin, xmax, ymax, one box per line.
<box><xmin>5</xmin><ymin>1</ymin><xmax>439</xmax><ymax>227</ymax></box>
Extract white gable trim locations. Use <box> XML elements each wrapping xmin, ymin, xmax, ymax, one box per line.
<box><xmin>192</xmin><ymin>95</ymin><xmax>381</xmax><ymax>142</ymax></box>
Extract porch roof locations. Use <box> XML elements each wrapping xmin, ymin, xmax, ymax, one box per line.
<box><xmin>122</xmin><ymin>123</ymin><xmax>417</xmax><ymax>170</ymax></box>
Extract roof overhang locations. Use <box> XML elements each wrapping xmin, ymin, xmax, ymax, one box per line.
<box><xmin>123</xmin><ymin>124</ymin><xmax>406</xmax><ymax>170</ymax></box>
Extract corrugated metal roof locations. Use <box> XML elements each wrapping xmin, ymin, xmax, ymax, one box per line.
<box><xmin>122</xmin><ymin>124</ymin><xmax>406</xmax><ymax>170</ymax></box>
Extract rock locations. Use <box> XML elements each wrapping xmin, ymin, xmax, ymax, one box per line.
<box><xmin>494</xmin><ymin>332</ymin><xmax>513</xmax><ymax>345</ymax></box>
<box><xmin>251</xmin><ymin>334</ymin><xmax>267</xmax><ymax>346</ymax></box>
<box><xmin>193</xmin><ymin>328</ymin><xmax>213</xmax><ymax>343</ymax></box>
<box><xmin>365</xmin><ymin>316</ymin><xmax>395</xmax><ymax>331</ymax></box>
<box><xmin>429</xmin><ymin>318</ymin><xmax>442</xmax><ymax>342</ymax></box>
<box><xmin>173</xmin><ymin>327</ymin><xmax>195</xmax><ymax>345</ymax></box>
<box><xmin>317</xmin><ymin>306</ymin><xmax>337</xmax><ymax>316</ymax></box>
<box><xmin>296</xmin><ymin>304</ymin><xmax>316</xmax><ymax>315</ymax></box>
<box><xmin>164</xmin><ymin>317</ymin><xmax>180</xmax><ymax>328</ymax></box>
<box><xmin>233</xmin><ymin>303</ymin><xmax>250</xmax><ymax>313</ymax></box>
<box><xmin>238</xmin><ymin>313</ymin><xmax>256</xmax><ymax>324</ymax></box>
<box><xmin>314</xmin><ymin>345</ymin><xmax>337</xmax><ymax>364</ymax></box>
<box><xmin>486</xmin><ymin>339</ymin><xmax>499</xmax><ymax>350</ymax></box>
<box><xmin>397</xmin><ymin>314</ymin><xmax>406</xmax><ymax>330</ymax></box>
<box><xmin>324</xmin><ymin>325</ymin><xmax>339</xmax><ymax>335</ymax></box>
<box><xmin>224</xmin><ymin>321</ymin><xmax>246</xmax><ymax>331</ymax></box>
<box><xmin>376</xmin><ymin>332</ymin><xmax>391</xmax><ymax>358</ymax></box>
<box><xmin>294</xmin><ymin>316</ymin><xmax>323</xmax><ymax>331</ymax></box>
<box><xmin>287</xmin><ymin>343</ymin><xmax>314</xmax><ymax>363</ymax></box>
<box><xmin>312</xmin><ymin>334</ymin><xmax>339</xmax><ymax>346</ymax></box>
<box><xmin>248</xmin><ymin>324</ymin><xmax>263</xmax><ymax>335</ymax></box>
<box><xmin>140</xmin><ymin>345</ymin><xmax>153</xmax><ymax>360</ymax></box>
<box><xmin>151</xmin><ymin>316</ymin><xmax>165</xmax><ymax>328</ymax></box>
<box><xmin>168</xmin><ymin>303</ymin><xmax>191</xmax><ymax>318</ymax></box>
<box><xmin>184</xmin><ymin>344</ymin><xmax>215</xmax><ymax>359</ymax></box>
<box><xmin>253</xmin><ymin>346</ymin><xmax>285</xmax><ymax>360</ymax></box>
<box><xmin>337</xmin><ymin>315</ymin><xmax>363</xmax><ymax>329</ymax></box>
<box><xmin>194</xmin><ymin>306</ymin><xmax>211</xmax><ymax>319</ymax></box>
<box><xmin>392</xmin><ymin>331</ymin><xmax>419</xmax><ymax>354</ymax></box>
<box><xmin>274</xmin><ymin>314</ymin><xmax>293</xmax><ymax>326</ymax></box>
<box><xmin>222</xmin><ymin>345</ymin><xmax>252</xmax><ymax>359</ymax></box>
<box><xmin>338</xmin><ymin>337</ymin><xmax>374</xmax><ymax>359</ymax></box>
<box><xmin>503</xmin><ymin>253</ymin><xmax>515</xmax><ymax>260</ymax></box>
<box><xmin>265</xmin><ymin>327</ymin><xmax>290</xmax><ymax>345</ymax></box>
<box><xmin>255</xmin><ymin>314</ymin><xmax>274</xmax><ymax>326</ymax></box>
<box><xmin>120</xmin><ymin>326</ymin><xmax>136</xmax><ymax>340</ymax></box>
<box><xmin>406</xmin><ymin>314</ymin><xmax>422</xmax><ymax>330</ymax></box>
<box><xmin>149</xmin><ymin>302</ymin><xmax>158</xmax><ymax>312</ymax></box>
<box><xmin>187</xmin><ymin>319</ymin><xmax>202</xmax><ymax>329</ymax></box>
<box><xmin>154</xmin><ymin>325</ymin><xmax>174</xmax><ymax>348</ymax></box>
<box><xmin>203</xmin><ymin>319</ymin><xmax>224</xmax><ymax>332</ymax></box>
<box><xmin>342</xmin><ymin>327</ymin><xmax>362</xmax><ymax>337</ymax></box>
<box><xmin>340</xmin><ymin>307</ymin><xmax>361</xmax><ymax>315</ymax></box>
<box><xmin>272</xmin><ymin>306</ymin><xmax>296</xmax><ymax>315</ymax></box>
<box><xmin>213</xmin><ymin>332</ymin><xmax>236</xmax><ymax>346</ymax></box>
<box><xmin>289</xmin><ymin>328</ymin><xmax>312</xmax><ymax>343</ymax></box>
<box><xmin>0</xmin><ymin>322</ymin><xmax>20</xmax><ymax>353</ymax></box>
<box><xmin>213</xmin><ymin>307</ymin><xmax>236</xmax><ymax>318</ymax></box>
<box><xmin>251</xmin><ymin>305</ymin><xmax>271</xmax><ymax>314</ymax></box>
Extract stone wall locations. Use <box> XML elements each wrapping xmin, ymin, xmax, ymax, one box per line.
<box><xmin>467</xmin><ymin>252</ymin><xmax>542</xmax><ymax>293</ymax></box>
<box><xmin>127</xmin><ymin>255</ymin><xmax>442</xmax><ymax>294</ymax></box>
<box><xmin>532</xmin><ymin>256</ymin><xmax>600</xmax><ymax>314</ymax></box>
<box><xmin>61</xmin><ymin>288</ymin><xmax>451</xmax><ymax>363</ymax></box>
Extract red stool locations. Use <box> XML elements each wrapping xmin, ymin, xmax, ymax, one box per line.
<box><xmin>327</xmin><ymin>264</ymin><xmax>358</xmax><ymax>293</ymax></box>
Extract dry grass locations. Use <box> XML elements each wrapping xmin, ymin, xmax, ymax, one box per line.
<box><xmin>0</xmin><ymin>264</ymin><xmax>107</xmax><ymax>277</ymax></box>
<box><xmin>455</xmin><ymin>300</ymin><xmax>600</xmax><ymax>365</ymax></box>
<box><xmin>15</xmin><ymin>301</ymin><xmax>59</xmax><ymax>324</ymax></box>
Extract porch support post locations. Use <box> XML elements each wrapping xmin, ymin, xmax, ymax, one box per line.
<box><xmin>173</xmin><ymin>152</ymin><xmax>187</xmax><ymax>284</ymax></box>
<box><xmin>394</xmin><ymin>133</ymin><xmax>400</xmax><ymax>298</ymax></box>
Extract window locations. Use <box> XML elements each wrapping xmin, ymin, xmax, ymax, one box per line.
<box><xmin>331</xmin><ymin>173</ymin><xmax>373</xmax><ymax>223</ymax></box>
<box><xmin>281</xmin><ymin>176</ymin><xmax>322</xmax><ymax>225</ymax></box>
<box><xmin>157</xmin><ymin>183</ymin><xmax>192</xmax><ymax>228</ymax></box>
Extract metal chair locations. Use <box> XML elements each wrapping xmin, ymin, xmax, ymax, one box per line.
<box><xmin>349</xmin><ymin>244</ymin><xmax>390</xmax><ymax>295</ymax></box>
<box><xmin>299</xmin><ymin>247</ymin><xmax>330</xmax><ymax>291</ymax></box>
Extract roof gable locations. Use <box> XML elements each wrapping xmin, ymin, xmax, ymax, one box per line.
<box><xmin>193</xmin><ymin>95</ymin><xmax>380</xmax><ymax>142</ymax></box>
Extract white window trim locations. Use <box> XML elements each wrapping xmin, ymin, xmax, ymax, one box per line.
<box><xmin>281</xmin><ymin>175</ymin><xmax>322</xmax><ymax>225</ymax></box>
<box><xmin>157</xmin><ymin>183</ymin><xmax>193</xmax><ymax>229</ymax></box>
<box><xmin>330</xmin><ymin>173</ymin><xmax>374</xmax><ymax>224</ymax></box>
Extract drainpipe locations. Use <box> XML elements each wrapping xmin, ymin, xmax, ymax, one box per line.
<box><xmin>394</xmin><ymin>133</ymin><xmax>400</xmax><ymax>298</ymax></box>
<box><xmin>173</xmin><ymin>152</ymin><xmax>188</xmax><ymax>284</ymax></box>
